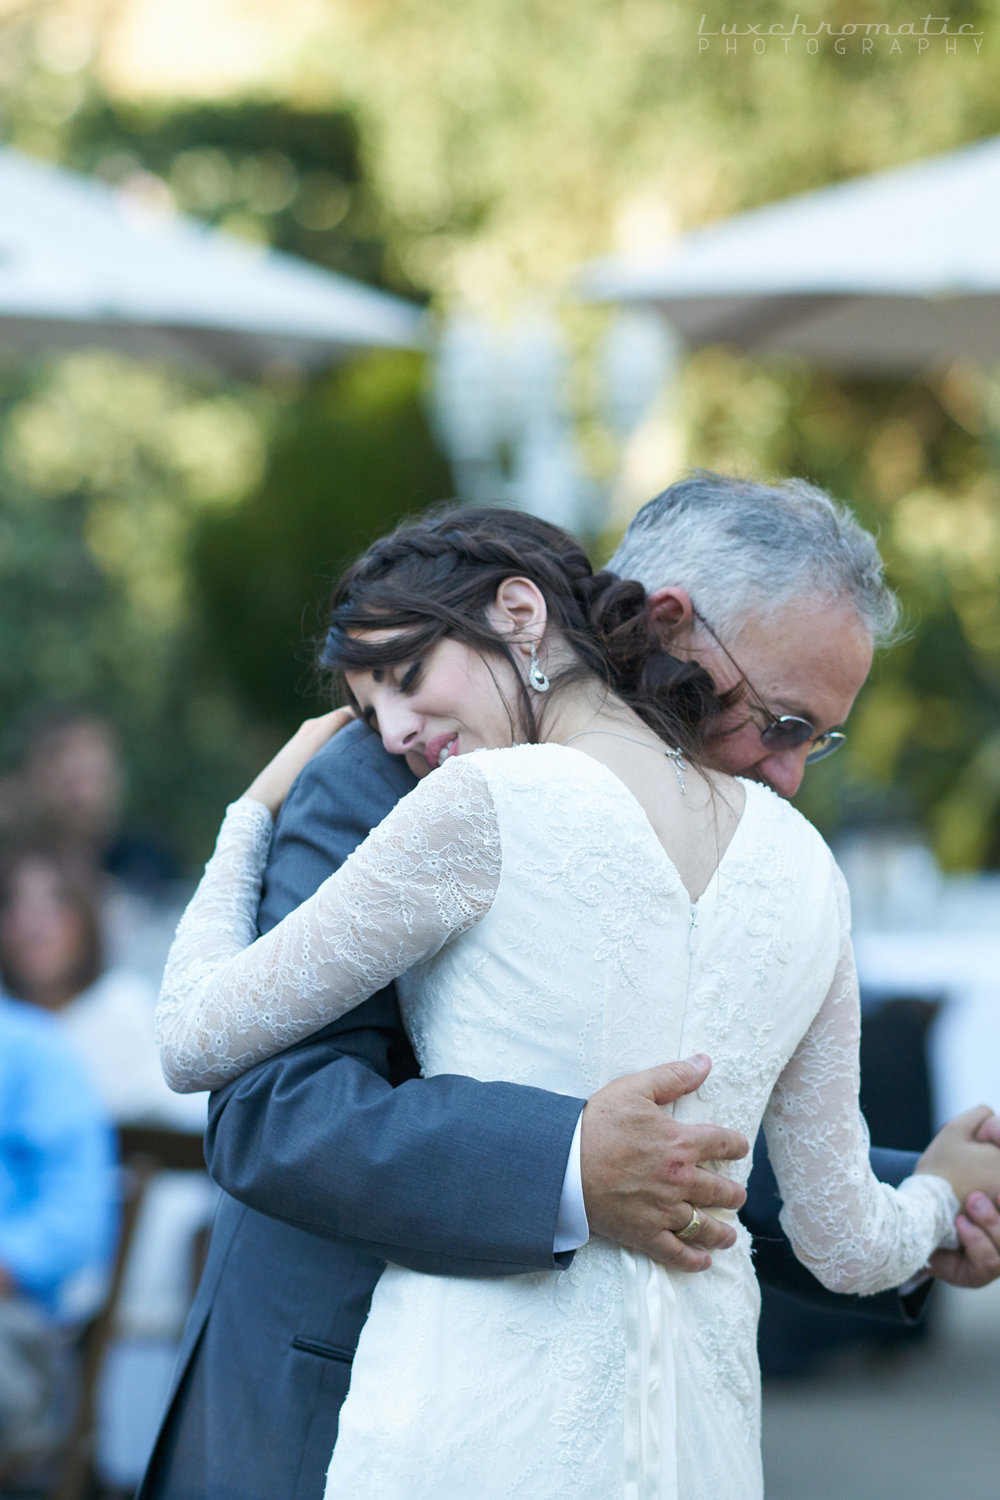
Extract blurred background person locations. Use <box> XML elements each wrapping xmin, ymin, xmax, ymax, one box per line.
<box><xmin>0</xmin><ymin>842</ymin><xmax>189</xmax><ymax>1123</ymax></box>
<box><xmin>3</xmin><ymin>706</ymin><xmax>184</xmax><ymax>988</ymax></box>
<box><xmin>0</xmin><ymin>992</ymin><xmax>115</xmax><ymax>1489</ymax></box>
<box><xmin>0</xmin><ymin>843</ymin><xmax>212</xmax><ymax>1492</ymax></box>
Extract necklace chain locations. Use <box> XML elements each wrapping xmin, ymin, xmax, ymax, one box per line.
<box><xmin>561</xmin><ymin>729</ymin><xmax>688</xmax><ymax>794</ymax></box>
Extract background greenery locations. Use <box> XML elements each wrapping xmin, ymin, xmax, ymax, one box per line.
<box><xmin>1</xmin><ymin>0</ymin><xmax>998</xmax><ymax>867</ymax></box>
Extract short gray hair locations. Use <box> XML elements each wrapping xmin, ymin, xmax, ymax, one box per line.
<box><xmin>607</xmin><ymin>471</ymin><xmax>900</xmax><ymax>648</ymax></box>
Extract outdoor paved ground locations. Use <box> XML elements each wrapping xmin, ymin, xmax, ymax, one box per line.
<box><xmin>761</xmin><ymin>1278</ymin><xmax>1000</xmax><ymax>1497</ymax></box>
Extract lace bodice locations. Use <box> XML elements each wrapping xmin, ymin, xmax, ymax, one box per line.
<box><xmin>157</xmin><ymin>744</ymin><xmax>956</xmax><ymax>1299</ymax></box>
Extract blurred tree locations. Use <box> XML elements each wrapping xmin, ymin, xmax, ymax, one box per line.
<box><xmin>3</xmin><ymin>0</ymin><xmax>1000</xmax><ymax>866</ymax></box>
<box><xmin>189</xmin><ymin>351</ymin><xmax>453</xmax><ymax>733</ymax></box>
<box><xmin>678</xmin><ymin>350</ymin><xmax>1000</xmax><ymax>867</ymax></box>
<box><xmin>61</xmin><ymin>97</ymin><xmax>420</xmax><ymax>297</ymax></box>
<box><xmin>0</xmin><ymin>36</ymin><xmax>445</xmax><ymax>863</ymax></box>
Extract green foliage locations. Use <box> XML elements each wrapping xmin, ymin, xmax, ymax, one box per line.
<box><xmin>0</xmin><ymin>51</ymin><xmax>446</xmax><ymax>864</ymax></box>
<box><xmin>190</xmin><ymin>351</ymin><xmax>453</xmax><ymax>734</ymax></box>
<box><xmin>677</xmin><ymin>351</ymin><xmax>1000</xmax><ymax>867</ymax></box>
<box><xmin>61</xmin><ymin>97</ymin><xmax>420</xmax><ymax>297</ymax></box>
<box><xmin>3</xmin><ymin>0</ymin><xmax>1000</xmax><ymax>866</ymax></box>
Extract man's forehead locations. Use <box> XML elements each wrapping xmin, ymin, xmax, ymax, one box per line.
<box><xmin>732</xmin><ymin>601</ymin><xmax>873</xmax><ymax>720</ymax></box>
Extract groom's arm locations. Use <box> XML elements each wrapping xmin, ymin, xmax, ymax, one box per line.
<box><xmin>204</xmin><ymin>722</ymin><xmax>584</xmax><ymax>1276</ymax></box>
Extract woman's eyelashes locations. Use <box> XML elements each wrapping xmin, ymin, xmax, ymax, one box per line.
<box><xmin>356</xmin><ymin>661</ymin><xmax>420</xmax><ymax>733</ymax></box>
<box><xmin>398</xmin><ymin>661</ymin><xmax>423</xmax><ymax>694</ymax></box>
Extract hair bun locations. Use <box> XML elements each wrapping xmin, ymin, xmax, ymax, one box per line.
<box><xmin>575</xmin><ymin>571</ymin><xmax>646</xmax><ymax>633</ymax></box>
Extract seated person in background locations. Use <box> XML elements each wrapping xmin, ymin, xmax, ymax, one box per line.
<box><xmin>0</xmin><ymin>994</ymin><xmax>115</xmax><ymax>1483</ymax></box>
<box><xmin>0</xmin><ymin>843</ymin><xmax>202</xmax><ymax>1127</ymax></box>
<box><xmin>0</xmin><ymin>844</ymin><xmax>210</xmax><ymax>1491</ymax></box>
<box><xmin>2</xmin><ymin>705</ymin><xmax>182</xmax><ymax>986</ymax></box>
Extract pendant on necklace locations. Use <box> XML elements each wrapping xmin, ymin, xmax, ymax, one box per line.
<box><xmin>665</xmin><ymin>746</ymin><xmax>687</xmax><ymax>795</ymax></box>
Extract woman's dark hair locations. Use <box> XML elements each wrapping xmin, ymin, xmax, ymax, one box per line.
<box><xmin>0</xmin><ymin>844</ymin><xmax>104</xmax><ymax>1004</ymax></box>
<box><xmin>320</xmin><ymin>505</ymin><xmax>728</xmax><ymax>756</ymax></box>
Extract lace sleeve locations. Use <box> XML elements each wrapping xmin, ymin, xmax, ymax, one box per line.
<box><xmin>156</xmin><ymin>755</ymin><xmax>501</xmax><ymax>1093</ymax></box>
<box><xmin>763</xmin><ymin>865</ymin><xmax>958</xmax><ymax>1296</ymax></box>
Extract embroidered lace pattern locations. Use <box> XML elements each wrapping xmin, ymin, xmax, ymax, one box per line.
<box><xmin>155</xmin><ymin>743</ymin><xmax>957</xmax><ymax>1500</ymax></box>
<box><xmin>155</xmin><ymin>759</ymin><xmax>500</xmax><ymax>1092</ymax></box>
<box><xmin>764</xmin><ymin>869</ymin><xmax>957</xmax><ymax>1295</ymax></box>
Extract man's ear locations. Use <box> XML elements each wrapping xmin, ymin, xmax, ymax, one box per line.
<box><xmin>647</xmin><ymin>587</ymin><xmax>695</xmax><ymax>639</ymax></box>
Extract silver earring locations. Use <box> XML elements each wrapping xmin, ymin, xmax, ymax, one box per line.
<box><xmin>528</xmin><ymin>642</ymin><xmax>550</xmax><ymax>693</ymax></box>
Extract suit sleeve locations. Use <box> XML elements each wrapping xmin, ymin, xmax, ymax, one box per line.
<box><xmin>203</xmin><ymin>723</ymin><xmax>584</xmax><ymax>1277</ymax></box>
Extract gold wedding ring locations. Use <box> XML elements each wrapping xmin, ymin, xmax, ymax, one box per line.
<box><xmin>676</xmin><ymin>1207</ymin><xmax>702</xmax><ymax>1241</ymax></box>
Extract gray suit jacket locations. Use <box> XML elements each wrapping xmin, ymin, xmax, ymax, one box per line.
<box><xmin>138</xmin><ymin>723</ymin><xmax>923</xmax><ymax>1500</ymax></box>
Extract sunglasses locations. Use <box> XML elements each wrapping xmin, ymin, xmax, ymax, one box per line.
<box><xmin>692</xmin><ymin>609</ymin><xmax>845</xmax><ymax>765</ymax></box>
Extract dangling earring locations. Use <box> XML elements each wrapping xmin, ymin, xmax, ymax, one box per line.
<box><xmin>528</xmin><ymin>642</ymin><xmax>550</xmax><ymax>693</ymax></box>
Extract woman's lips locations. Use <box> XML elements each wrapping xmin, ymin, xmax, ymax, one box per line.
<box><xmin>425</xmin><ymin>732</ymin><xmax>459</xmax><ymax>769</ymax></box>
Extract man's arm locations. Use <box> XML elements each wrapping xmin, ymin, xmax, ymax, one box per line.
<box><xmin>204</xmin><ymin>723</ymin><xmax>749</xmax><ymax>1275</ymax></box>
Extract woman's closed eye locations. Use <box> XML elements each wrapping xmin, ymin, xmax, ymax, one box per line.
<box><xmin>398</xmin><ymin>661</ymin><xmax>423</xmax><ymax>693</ymax></box>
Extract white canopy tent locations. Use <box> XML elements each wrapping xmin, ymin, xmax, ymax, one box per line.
<box><xmin>0</xmin><ymin>146</ymin><xmax>426</xmax><ymax>375</ymax></box>
<box><xmin>581</xmin><ymin>136</ymin><xmax>1000</xmax><ymax>374</ymax></box>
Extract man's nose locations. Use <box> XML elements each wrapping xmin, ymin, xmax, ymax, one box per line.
<box><xmin>377</xmin><ymin>702</ymin><xmax>422</xmax><ymax>755</ymax></box>
<box><xmin>757</xmin><ymin>747</ymin><xmax>808</xmax><ymax>800</ymax></box>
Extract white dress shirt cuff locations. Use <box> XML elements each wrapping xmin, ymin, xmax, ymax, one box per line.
<box><xmin>553</xmin><ymin>1110</ymin><xmax>590</xmax><ymax>1255</ymax></box>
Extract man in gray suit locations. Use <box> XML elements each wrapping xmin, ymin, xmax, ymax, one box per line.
<box><xmin>139</xmin><ymin>474</ymin><xmax>1000</xmax><ymax>1500</ymax></box>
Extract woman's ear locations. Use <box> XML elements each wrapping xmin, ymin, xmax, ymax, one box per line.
<box><xmin>489</xmin><ymin>577</ymin><xmax>549</xmax><ymax>646</ymax></box>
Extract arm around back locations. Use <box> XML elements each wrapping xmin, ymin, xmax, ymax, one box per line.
<box><xmin>203</xmin><ymin>723</ymin><xmax>584</xmax><ymax>1276</ymax></box>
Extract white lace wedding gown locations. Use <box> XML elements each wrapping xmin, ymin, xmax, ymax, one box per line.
<box><xmin>157</xmin><ymin>744</ymin><xmax>956</xmax><ymax>1500</ymax></box>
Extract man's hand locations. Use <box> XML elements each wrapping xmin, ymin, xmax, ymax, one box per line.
<box><xmin>928</xmin><ymin>1111</ymin><xmax>1000</xmax><ymax>1289</ymax></box>
<box><xmin>580</xmin><ymin>1054</ymin><xmax>749</xmax><ymax>1273</ymax></box>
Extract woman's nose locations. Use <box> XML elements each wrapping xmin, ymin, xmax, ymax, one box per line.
<box><xmin>377</xmin><ymin>701</ymin><xmax>422</xmax><ymax>755</ymax></box>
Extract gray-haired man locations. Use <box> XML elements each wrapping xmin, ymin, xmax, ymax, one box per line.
<box><xmin>140</xmin><ymin>472</ymin><xmax>1000</xmax><ymax>1500</ymax></box>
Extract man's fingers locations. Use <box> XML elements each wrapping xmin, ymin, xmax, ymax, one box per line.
<box><xmin>646</xmin><ymin>1054</ymin><xmax>711</xmax><ymax>1107</ymax></box>
<box><xmin>643</xmin><ymin>1233</ymin><xmax>713</xmax><ymax>1273</ymax></box>
<box><xmin>688</xmin><ymin>1125</ymin><xmax>751</xmax><ymax>1166</ymax></box>
<box><xmin>955</xmin><ymin>1214</ymin><xmax>1000</xmax><ymax>1272</ymax></box>
<box><xmin>961</xmin><ymin>1192</ymin><xmax>1000</xmax><ymax>1262</ymax></box>
<box><xmin>689</xmin><ymin>1164</ymin><xmax>747</xmax><ymax>1212</ymax></box>
<box><xmin>668</xmin><ymin>1208</ymin><xmax>738</xmax><ymax>1253</ymax></box>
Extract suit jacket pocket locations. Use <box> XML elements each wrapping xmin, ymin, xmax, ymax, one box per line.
<box><xmin>291</xmin><ymin>1334</ymin><xmax>355</xmax><ymax>1363</ymax></box>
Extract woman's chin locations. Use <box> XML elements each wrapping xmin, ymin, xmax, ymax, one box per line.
<box><xmin>405</xmin><ymin>751</ymin><xmax>432</xmax><ymax>780</ymax></box>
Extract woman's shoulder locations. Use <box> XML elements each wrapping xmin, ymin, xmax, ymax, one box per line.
<box><xmin>739</xmin><ymin>778</ymin><xmax>841</xmax><ymax>875</ymax></box>
<box><xmin>460</xmin><ymin>741</ymin><xmax>614</xmax><ymax>791</ymax></box>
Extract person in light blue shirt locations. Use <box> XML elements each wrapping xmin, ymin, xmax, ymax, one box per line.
<box><xmin>0</xmin><ymin>993</ymin><xmax>115</xmax><ymax>1476</ymax></box>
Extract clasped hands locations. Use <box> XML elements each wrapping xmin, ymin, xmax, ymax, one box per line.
<box><xmin>579</xmin><ymin>1055</ymin><xmax>1000</xmax><ymax>1287</ymax></box>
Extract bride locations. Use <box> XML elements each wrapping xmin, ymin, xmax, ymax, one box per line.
<box><xmin>156</xmin><ymin>506</ymin><xmax>992</xmax><ymax>1499</ymax></box>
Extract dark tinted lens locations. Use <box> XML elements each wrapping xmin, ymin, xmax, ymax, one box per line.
<box><xmin>804</xmin><ymin>732</ymin><xmax>845</xmax><ymax>764</ymax></box>
<box><xmin>759</xmin><ymin>716</ymin><xmax>816</xmax><ymax>752</ymax></box>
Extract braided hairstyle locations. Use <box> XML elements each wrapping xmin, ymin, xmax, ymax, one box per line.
<box><xmin>320</xmin><ymin>505</ymin><xmax>726</xmax><ymax>757</ymax></box>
